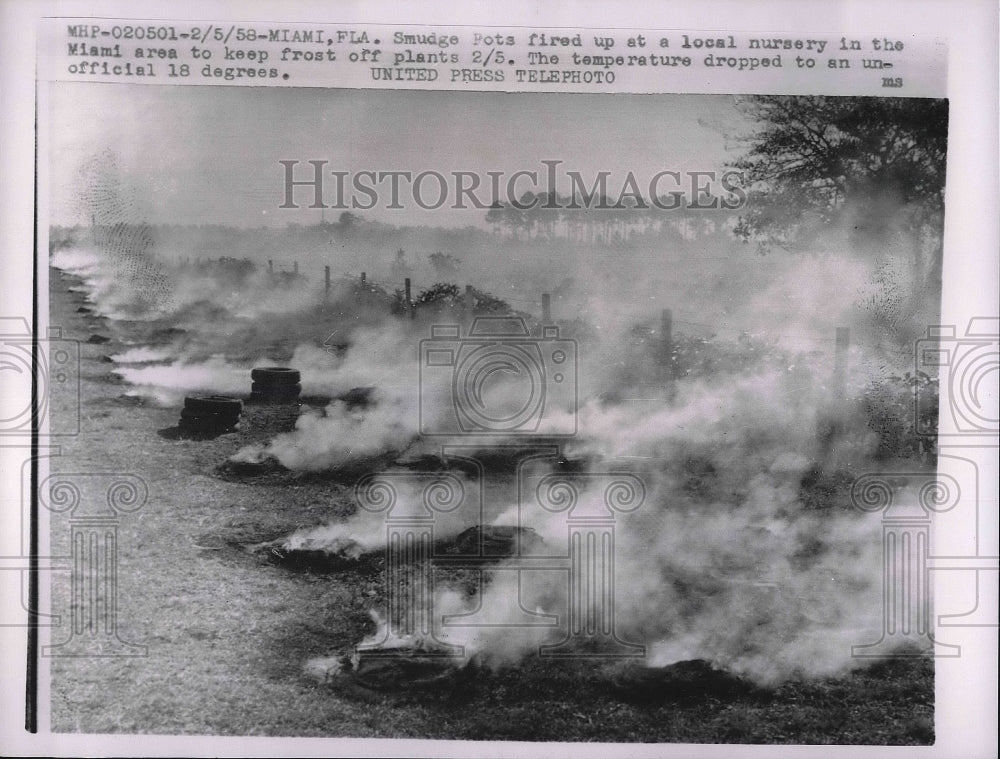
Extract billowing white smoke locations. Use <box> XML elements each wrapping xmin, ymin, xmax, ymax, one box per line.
<box><xmin>281</xmin><ymin>473</ymin><xmax>479</xmax><ymax>556</ymax></box>
<box><xmin>231</xmin><ymin>324</ymin><xmax>445</xmax><ymax>470</ymax></box>
<box><xmin>235</xmin><ymin>392</ymin><xmax>420</xmax><ymax>471</ymax></box>
<box><xmin>110</xmin><ymin>347</ymin><xmax>172</xmax><ymax>363</ymax></box>
<box><xmin>114</xmin><ymin>355</ymin><xmax>250</xmax><ymax>406</ymax></box>
<box><xmin>369</xmin><ymin>367</ymin><xmax>887</xmax><ymax>684</ymax></box>
<box><xmin>54</xmin><ymin>215</ymin><xmax>928</xmax><ymax>686</ymax></box>
<box><xmin>435</xmin><ymin>468</ymin><xmax>886</xmax><ymax>684</ymax></box>
<box><xmin>52</xmin><ymin>241</ymin><xmax>324</xmax><ymax>337</ymax></box>
<box><xmin>283</xmin><ymin>357</ymin><xmax>900</xmax><ymax>684</ymax></box>
<box><xmin>51</xmin><ymin>248</ymin><xmax>102</xmax><ymax>282</ymax></box>
<box><xmin>51</xmin><ymin>247</ymin><xmax>126</xmax><ymax>316</ymax></box>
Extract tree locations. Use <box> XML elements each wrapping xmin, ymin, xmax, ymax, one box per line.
<box><xmin>729</xmin><ymin>96</ymin><xmax>948</xmax><ymax>290</ymax></box>
<box><xmin>338</xmin><ymin>211</ymin><xmax>360</xmax><ymax>231</ymax></box>
<box><xmin>485</xmin><ymin>201</ymin><xmax>506</xmax><ymax>235</ymax></box>
<box><xmin>391</xmin><ymin>248</ymin><xmax>411</xmax><ymax>279</ymax></box>
<box><xmin>429</xmin><ymin>252</ymin><xmax>461</xmax><ymax>278</ymax></box>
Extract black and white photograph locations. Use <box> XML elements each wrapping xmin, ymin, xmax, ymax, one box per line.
<box><xmin>1</xmin><ymin>3</ymin><xmax>997</xmax><ymax>757</ymax></box>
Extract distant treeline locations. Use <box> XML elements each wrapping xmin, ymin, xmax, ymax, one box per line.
<box><xmin>49</xmin><ymin>215</ymin><xmax>494</xmax><ymax>264</ymax></box>
<box><xmin>50</xmin><ymin>201</ymin><xmax>740</xmax><ymax>262</ymax></box>
<box><xmin>484</xmin><ymin>192</ymin><xmax>739</xmax><ymax>242</ymax></box>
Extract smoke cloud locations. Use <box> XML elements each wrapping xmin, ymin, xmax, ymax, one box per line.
<box><xmin>50</xmin><ymin>172</ymin><xmax>934</xmax><ymax>686</ymax></box>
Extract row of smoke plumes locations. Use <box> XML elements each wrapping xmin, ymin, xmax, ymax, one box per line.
<box><xmin>51</xmin><ymin>227</ymin><xmax>926</xmax><ymax>685</ymax></box>
<box><xmin>50</xmin><ymin>214</ymin><xmax>924</xmax><ymax>409</ymax></box>
<box><xmin>232</xmin><ymin>278</ymin><xmax>909</xmax><ymax>684</ymax></box>
<box><xmin>52</xmin><ymin>242</ymin><xmax>391</xmax><ymax>404</ymax></box>
<box><xmin>240</xmin><ymin>250</ymin><xmax>921</xmax><ymax>683</ymax></box>
<box><xmin>283</xmin><ymin>364</ymin><xmax>892</xmax><ymax>685</ymax></box>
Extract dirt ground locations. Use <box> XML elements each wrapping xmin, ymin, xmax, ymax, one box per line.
<box><xmin>44</xmin><ymin>269</ymin><xmax>934</xmax><ymax>743</ymax></box>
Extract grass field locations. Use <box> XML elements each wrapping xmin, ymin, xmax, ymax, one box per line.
<box><xmin>46</xmin><ymin>268</ymin><xmax>934</xmax><ymax>744</ymax></box>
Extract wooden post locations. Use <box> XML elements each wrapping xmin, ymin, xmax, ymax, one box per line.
<box><xmin>293</xmin><ymin>261</ymin><xmax>299</xmax><ymax>275</ymax></box>
<box><xmin>818</xmin><ymin>326</ymin><xmax>851</xmax><ymax>455</ymax></box>
<box><xmin>465</xmin><ymin>285</ymin><xmax>474</xmax><ymax>324</ymax></box>
<box><xmin>268</xmin><ymin>259</ymin><xmax>273</xmax><ymax>274</ymax></box>
<box><xmin>325</xmin><ymin>265</ymin><xmax>331</xmax><ymax>295</ymax></box>
<box><xmin>542</xmin><ymin>293</ymin><xmax>552</xmax><ymax>323</ymax></box>
<box><xmin>405</xmin><ymin>277</ymin><xmax>413</xmax><ymax>318</ymax></box>
<box><xmin>360</xmin><ymin>271</ymin><xmax>367</xmax><ymax>288</ymax></box>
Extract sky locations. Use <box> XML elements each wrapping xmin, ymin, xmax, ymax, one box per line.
<box><xmin>47</xmin><ymin>84</ymin><xmax>744</xmax><ymax>228</ymax></box>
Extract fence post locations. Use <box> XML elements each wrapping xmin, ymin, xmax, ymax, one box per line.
<box><xmin>325</xmin><ymin>265</ymin><xmax>331</xmax><ymax>295</ymax></box>
<box><xmin>817</xmin><ymin>327</ymin><xmax>851</xmax><ymax>456</ymax></box>
<box><xmin>542</xmin><ymin>293</ymin><xmax>552</xmax><ymax>323</ymax></box>
<box><xmin>405</xmin><ymin>277</ymin><xmax>413</xmax><ymax>319</ymax></box>
<box><xmin>268</xmin><ymin>259</ymin><xmax>273</xmax><ymax>275</ymax></box>
<box><xmin>465</xmin><ymin>284</ymin><xmax>474</xmax><ymax>325</ymax></box>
